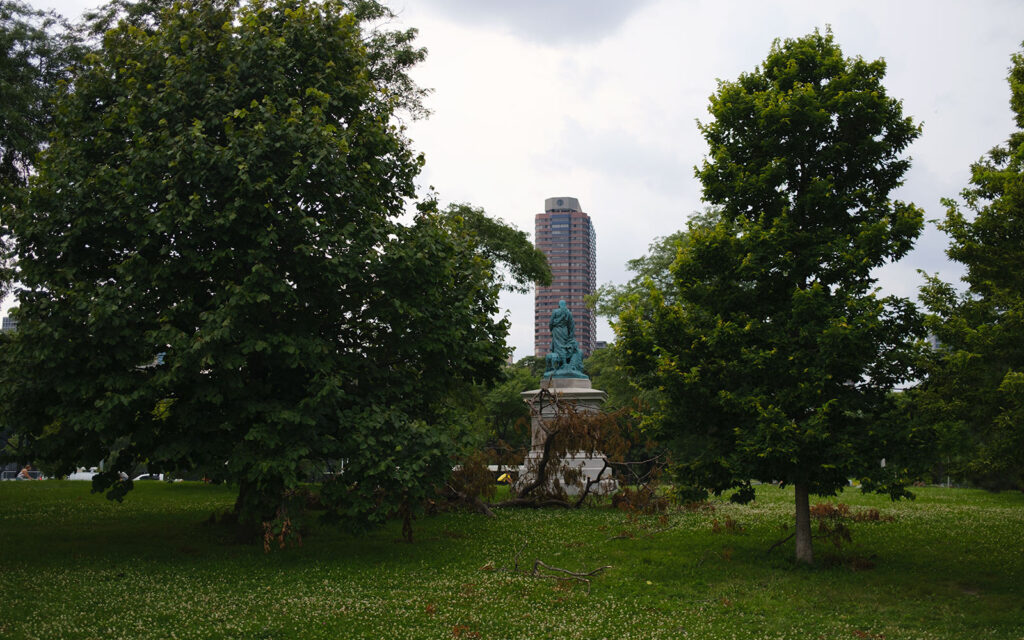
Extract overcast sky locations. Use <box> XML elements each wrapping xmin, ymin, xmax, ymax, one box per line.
<box><xmin>9</xmin><ymin>0</ymin><xmax>1024</xmax><ymax>360</ymax></box>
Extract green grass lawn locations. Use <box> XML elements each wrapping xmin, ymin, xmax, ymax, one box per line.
<box><xmin>1</xmin><ymin>481</ymin><xmax>1021</xmax><ymax>639</ymax></box>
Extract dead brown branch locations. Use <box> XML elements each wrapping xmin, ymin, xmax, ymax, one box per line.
<box><xmin>512</xmin><ymin>428</ymin><xmax>560</xmax><ymax>498</ymax></box>
<box><xmin>504</xmin><ymin>387</ymin><xmax>626</xmax><ymax>509</ymax></box>
<box><xmin>573</xmin><ymin>457</ymin><xmax>610</xmax><ymax>508</ymax></box>
<box><xmin>512</xmin><ymin>541</ymin><xmax>528</xmax><ymax>572</ymax></box>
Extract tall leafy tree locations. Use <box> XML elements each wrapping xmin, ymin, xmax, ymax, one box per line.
<box><xmin>618</xmin><ymin>29</ymin><xmax>925</xmax><ymax>564</ymax></box>
<box><xmin>917</xmin><ymin>44</ymin><xmax>1024</xmax><ymax>491</ymax></box>
<box><xmin>589</xmin><ymin>208</ymin><xmax>718</xmax><ymax>321</ymax></box>
<box><xmin>0</xmin><ymin>0</ymin><xmax>82</xmax><ymax>297</ymax></box>
<box><xmin>586</xmin><ymin>210</ymin><xmax>720</xmax><ymax>447</ymax></box>
<box><xmin>0</xmin><ymin>0</ymin><xmax>517</xmax><ymax>529</ymax></box>
<box><xmin>401</xmin><ymin>207</ymin><xmax>550</xmax><ymax>469</ymax></box>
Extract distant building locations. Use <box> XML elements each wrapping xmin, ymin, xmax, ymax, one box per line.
<box><xmin>534</xmin><ymin>197</ymin><xmax>597</xmax><ymax>357</ymax></box>
<box><xmin>1</xmin><ymin>316</ymin><xmax>16</xmax><ymax>333</ymax></box>
<box><xmin>594</xmin><ymin>341</ymin><xmax>609</xmax><ymax>351</ymax></box>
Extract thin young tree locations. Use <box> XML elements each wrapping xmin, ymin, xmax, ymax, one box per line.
<box><xmin>618</xmin><ymin>29</ymin><xmax>925</xmax><ymax>564</ymax></box>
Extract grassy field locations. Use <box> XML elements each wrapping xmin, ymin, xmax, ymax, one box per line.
<box><xmin>1</xmin><ymin>481</ymin><xmax>1022</xmax><ymax>639</ymax></box>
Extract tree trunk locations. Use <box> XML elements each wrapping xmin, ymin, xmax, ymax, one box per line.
<box><xmin>233</xmin><ymin>480</ymin><xmax>252</xmax><ymax>519</ymax></box>
<box><xmin>233</xmin><ymin>478</ymin><xmax>280</xmax><ymax>524</ymax></box>
<box><xmin>794</xmin><ymin>483</ymin><xmax>814</xmax><ymax>565</ymax></box>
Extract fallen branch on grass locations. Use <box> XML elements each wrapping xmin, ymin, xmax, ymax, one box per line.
<box><xmin>493</xmin><ymin>496</ymin><xmax>572</xmax><ymax>509</ymax></box>
<box><xmin>531</xmin><ymin>560</ymin><xmax>612</xmax><ymax>594</ymax></box>
<box><xmin>444</xmin><ymin>484</ymin><xmax>497</xmax><ymax>518</ymax></box>
<box><xmin>765</xmin><ymin>527</ymin><xmax>861</xmax><ymax>554</ymax></box>
<box><xmin>491</xmin><ymin>540</ymin><xmax>611</xmax><ymax>594</ymax></box>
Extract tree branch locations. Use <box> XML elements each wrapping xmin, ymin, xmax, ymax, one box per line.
<box><xmin>572</xmin><ymin>457</ymin><xmax>610</xmax><ymax>508</ymax></box>
<box><xmin>766</xmin><ymin>531</ymin><xmax>795</xmax><ymax>554</ymax></box>
<box><xmin>531</xmin><ymin>560</ymin><xmax>612</xmax><ymax>594</ymax></box>
<box><xmin>444</xmin><ymin>484</ymin><xmax>497</xmax><ymax>518</ymax></box>
<box><xmin>493</xmin><ymin>497</ymin><xmax>571</xmax><ymax>509</ymax></box>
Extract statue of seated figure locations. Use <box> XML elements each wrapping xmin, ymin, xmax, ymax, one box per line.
<box><xmin>542</xmin><ymin>301</ymin><xmax>588</xmax><ymax>380</ymax></box>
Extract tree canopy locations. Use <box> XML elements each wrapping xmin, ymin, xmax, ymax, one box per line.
<box><xmin>0</xmin><ymin>0</ymin><xmax>82</xmax><ymax>297</ymax></box>
<box><xmin>0</xmin><ymin>0</ymin><xmax>80</xmax><ymax>189</ymax></box>
<box><xmin>438</xmin><ymin>203</ymin><xmax>551</xmax><ymax>293</ymax></box>
<box><xmin>588</xmin><ymin>209</ymin><xmax>718</xmax><ymax>321</ymax></box>
<box><xmin>916</xmin><ymin>43</ymin><xmax>1024</xmax><ymax>491</ymax></box>
<box><xmin>0</xmin><ymin>0</ymin><xmax>528</xmax><ymax>530</ymax></box>
<box><xmin>617</xmin><ymin>29</ymin><xmax>925</xmax><ymax>564</ymax></box>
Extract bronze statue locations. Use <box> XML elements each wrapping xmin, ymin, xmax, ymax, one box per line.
<box><xmin>543</xmin><ymin>300</ymin><xmax>588</xmax><ymax>379</ymax></box>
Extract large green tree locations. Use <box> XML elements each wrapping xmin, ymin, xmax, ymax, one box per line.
<box><xmin>618</xmin><ymin>30</ymin><xmax>925</xmax><ymax>564</ymax></box>
<box><xmin>916</xmin><ymin>44</ymin><xmax>1024</xmax><ymax>491</ymax></box>
<box><xmin>0</xmin><ymin>0</ymin><xmax>527</xmax><ymax>529</ymax></box>
<box><xmin>0</xmin><ymin>0</ymin><xmax>82</xmax><ymax>297</ymax></box>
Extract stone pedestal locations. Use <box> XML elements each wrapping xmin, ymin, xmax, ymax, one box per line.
<box><xmin>514</xmin><ymin>377</ymin><xmax>618</xmax><ymax>496</ymax></box>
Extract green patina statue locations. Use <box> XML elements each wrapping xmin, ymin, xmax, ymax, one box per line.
<box><xmin>543</xmin><ymin>300</ymin><xmax>588</xmax><ymax>379</ymax></box>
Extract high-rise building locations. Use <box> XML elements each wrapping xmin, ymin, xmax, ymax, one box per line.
<box><xmin>1</xmin><ymin>316</ymin><xmax>16</xmax><ymax>333</ymax></box>
<box><xmin>534</xmin><ymin>197</ymin><xmax>597</xmax><ymax>357</ymax></box>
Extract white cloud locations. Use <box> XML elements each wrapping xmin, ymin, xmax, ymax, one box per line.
<box><xmin>402</xmin><ymin>0</ymin><xmax>657</xmax><ymax>44</ymax></box>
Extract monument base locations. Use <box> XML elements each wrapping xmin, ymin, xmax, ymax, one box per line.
<box><xmin>516</xmin><ymin>450</ymin><xmax>618</xmax><ymax>496</ymax></box>
<box><xmin>514</xmin><ymin>377</ymin><xmax>618</xmax><ymax>497</ymax></box>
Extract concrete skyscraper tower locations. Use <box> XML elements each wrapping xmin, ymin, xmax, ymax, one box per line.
<box><xmin>534</xmin><ymin>197</ymin><xmax>597</xmax><ymax>358</ymax></box>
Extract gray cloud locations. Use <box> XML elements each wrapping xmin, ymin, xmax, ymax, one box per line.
<box><xmin>544</xmin><ymin>118</ymin><xmax>697</xmax><ymax>196</ymax></box>
<box><xmin>402</xmin><ymin>0</ymin><xmax>657</xmax><ymax>44</ymax></box>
